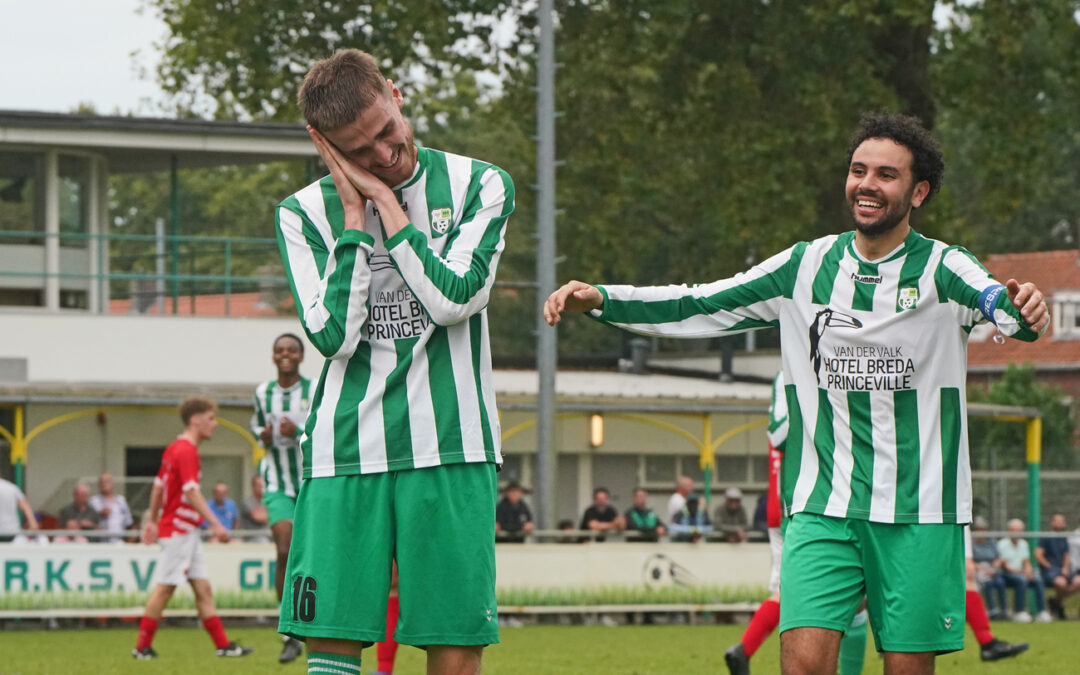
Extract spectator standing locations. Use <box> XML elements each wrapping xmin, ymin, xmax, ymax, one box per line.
<box><xmin>670</xmin><ymin>493</ymin><xmax>712</xmax><ymax>543</ymax></box>
<box><xmin>667</xmin><ymin>475</ymin><xmax>693</xmax><ymax>523</ymax></box>
<box><xmin>0</xmin><ymin>476</ymin><xmax>38</xmax><ymax>542</ymax></box>
<box><xmin>997</xmin><ymin>518</ymin><xmax>1051</xmax><ymax>623</ymax></box>
<box><xmin>57</xmin><ymin>483</ymin><xmax>101</xmax><ymax>542</ymax></box>
<box><xmin>203</xmin><ymin>482</ymin><xmax>237</xmax><ymax>542</ymax></box>
<box><xmin>715</xmin><ymin>487</ymin><xmax>749</xmax><ymax>543</ymax></box>
<box><xmin>1035</xmin><ymin>512</ymin><xmax>1080</xmax><ymax>619</ymax></box>
<box><xmin>624</xmin><ymin>488</ymin><xmax>666</xmax><ymax>542</ymax></box>
<box><xmin>495</xmin><ymin>480</ymin><xmax>534</xmax><ymax>542</ymax></box>
<box><xmin>238</xmin><ymin>475</ymin><xmax>270</xmax><ymax>543</ymax></box>
<box><xmin>580</xmin><ymin>487</ymin><xmax>624</xmax><ymax>541</ymax></box>
<box><xmin>90</xmin><ymin>472</ymin><xmax>134</xmax><ymax>543</ymax></box>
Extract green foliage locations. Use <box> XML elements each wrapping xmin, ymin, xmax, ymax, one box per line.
<box><xmin>968</xmin><ymin>363</ymin><xmax>1076</xmax><ymax>470</ymax></box>
<box><xmin>143</xmin><ymin>0</ymin><xmax>526</xmax><ymax>120</ymax></box>
<box><xmin>0</xmin><ymin>585</ymin><xmax>762</xmax><ymax>610</ymax></box>
<box><xmin>136</xmin><ymin>0</ymin><xmax>1080</xmax><ymax>355</ymax></box>
<box><xmin>107</xmin><ymin>163</ymin><xmax>304</xmax><ymax>307</ymax></box>
<box><xmin>934</xmin><ymin>0</ymin><xmax>1080</xmax><ymax>254</ymax></box>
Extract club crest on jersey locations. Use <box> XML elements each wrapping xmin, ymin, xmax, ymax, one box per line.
<box><xmin>898</xmin><ymin>287</ymin><xmax>919</xmax><ymax>310</ymax></box>
<box><xmin>430</xmin><ymin>207</ymin><xmax>453</xmax><ymax>236</ymax></box>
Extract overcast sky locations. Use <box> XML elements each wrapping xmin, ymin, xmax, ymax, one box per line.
<box><xmin>0</xmin><ymin>0</ymin><xmax>166</xmax><ymax>115</ymax></box>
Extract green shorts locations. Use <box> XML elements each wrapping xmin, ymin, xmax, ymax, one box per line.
<box><xmin>263</xmin><ymin>490</ymin><xmax>297</xmax><ymax>526</ymax></box>
<box><xmin>779</xmin><ymin>512</ymin><xmax>965</xmax><ymax>654</ymax></box>
<box><xmin>278</xmin><ymin>462</ymin><xmax>499</xmax><ymax>647</ymax></box>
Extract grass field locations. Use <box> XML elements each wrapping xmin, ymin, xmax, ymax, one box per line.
<box><xmin>0</xmin><ymin>620</ymin><xmax>1075</xmax><ymax>674</ymax></box>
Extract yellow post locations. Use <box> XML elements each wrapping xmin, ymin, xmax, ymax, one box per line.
<box><xmin>12</xmin><ymin>406</ymin><xmax>26</xmax><ymax>490</ymax></box>
<box><xmin>1026</xmin><ymin>417</ymin><xmax>1042</xmax><ymax>531</ymax></box>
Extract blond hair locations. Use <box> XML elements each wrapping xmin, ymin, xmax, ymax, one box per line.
<box><xmin>179</xmin><ymin>396</ymin><xmax>217</xmax><ymax>425</ymax></box>
<box><xmin>298</xmin><ymin>49</ymin><xmax>391</xmax><ymax>131</ymax></box>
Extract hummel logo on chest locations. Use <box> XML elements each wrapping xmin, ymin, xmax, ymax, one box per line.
<box><xmin>851</xmin><ymin>272</ymin><xmax>882</xmax><ymax>284</ymax></box>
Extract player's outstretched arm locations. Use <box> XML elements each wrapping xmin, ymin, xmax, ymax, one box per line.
<box><xmin>544</xmin><ymin>281</ymin><xmax>604</xmax><ymax>326</ymax></box>
<box><xmin>1005</xmin><ymin>278</ymin><xmax>1049</xmax><ymax>334</ymax></box>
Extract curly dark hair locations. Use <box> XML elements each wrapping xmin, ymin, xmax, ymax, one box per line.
<box><xmin>846</xmin><ymin>111</ymin><xmax>945</xmax><ymax>205</ymax></box>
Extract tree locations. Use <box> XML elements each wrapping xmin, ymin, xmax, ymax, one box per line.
<box><xmin>968</xmin><ymin>363</ymin><xmax>1076</xmax><ymax>471</ymax></box>
<box><xmin>934</xmin><ymin>0</ymin><xmax>1080</xmax><ymax>254</ymax></box>
<box><xmin>143</xmin><ymin>0</ymin><xmax>526</xmax><ymax>120</ymax></box>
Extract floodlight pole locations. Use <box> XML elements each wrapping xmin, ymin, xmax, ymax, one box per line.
<box><xmin>535</xmin><ymin>0</ymin><xmax>557</xmax><ymax>530</ymax></box>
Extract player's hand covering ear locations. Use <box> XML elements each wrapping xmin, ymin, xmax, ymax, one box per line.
<box><xmin>1006</xmin><ymin>278</ymin><xmax>1049</xmax><ymax>333</ymax></box>
<box><xmin>544</xmin><ymin>281</ymin><xmax>604</xmax><ymax>325</ymax></box>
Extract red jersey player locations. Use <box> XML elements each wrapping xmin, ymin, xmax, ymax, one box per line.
<box><xmin>132</xmin><ymin>396</ymin><xmax>253</xmax><ymax>660</ymax></box>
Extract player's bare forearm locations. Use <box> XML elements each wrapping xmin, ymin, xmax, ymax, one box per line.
<box><xmin>369</xmin><ymin>190</ymin><xmax>409</xmax><ymax>237</ymax></box>
<box><xmin>308</xmin><ymin>126</ymin><xmax>366</xmax><ymax>231</ymax></box>
<box><xmin>18</xmin><ymin>498</ymin><xmax>38</xmax><ymax>529</ymax></box>
<box><xmin>544</xmin><ymin>281</ymin><xmax>604</xmax><ymax>325</ymax></box>
<box><xmin>146</xmin><ymin>484</ymin><xmax>163</xmax><ymax>524</ymax></box>
<box><xmin>184</xmin><ymin>488</ymin><xmax>222</xmax><ymax>530</ymax></box>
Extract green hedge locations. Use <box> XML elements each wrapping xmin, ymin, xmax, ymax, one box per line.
<box><xmin>0</xmin><ymin>585</ymin><xmax>766</xmax><ymax>611</ymax></box>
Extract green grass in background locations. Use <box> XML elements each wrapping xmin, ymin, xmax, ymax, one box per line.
<box><xmin>0</xmin><ymin>585</ymin><xmax>766</xmax><ymax>611</ymax></box>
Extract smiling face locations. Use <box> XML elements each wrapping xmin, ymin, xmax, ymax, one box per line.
<box><xmin>273</xmin><ymin>335</ymin><xmax>304</xmax><ymax>379</ymax></box>
<box><xmin>321</xmin><ymin>84</ymin><xmax>418</xmax><ymax>189</ymax></box>
<box><xmin>845</xmin><ymin>138</ymin><xmax>929</xmax><ymax>239</ymax></box>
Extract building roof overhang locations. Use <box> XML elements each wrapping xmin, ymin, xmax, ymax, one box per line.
<box><xmin>0</xmin><ymin>109</ymin><xmax>316</xmax><ymax>172</ymax></box>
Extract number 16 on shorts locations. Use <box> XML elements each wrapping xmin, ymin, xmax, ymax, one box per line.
<box><xmin>292</xmin><ymin>575</ymin><xmax>317</xmax><ymax>622</ymax></box>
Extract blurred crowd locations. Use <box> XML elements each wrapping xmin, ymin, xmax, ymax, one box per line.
<box><xmin>970</xmin><ymin>512</ymin><xmax>1080</xmax><ymax>622</ymax></box>
<box><xmin>496</xmin><ymin>475</ymin><xmax>773</xmax><ymax>545</ymax></box>
<box><xmin>0</xmin><ymin>472</ymin><xmax>270</xmax><ymax>545</ymax></box>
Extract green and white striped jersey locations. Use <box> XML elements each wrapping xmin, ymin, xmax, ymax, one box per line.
<box><xmin>276</xmin><ymin>145</ymin><xmax>513</xmax><ymax>478</ymax></box>
<box><xmin>768</xmin><ymin>370</ymin><xmax>789</xmax><ymax>452</ymax></box>
<box><xmin>593</xmin><ymin>229</ymin><xmax>1042</xmax><ymax>525</ymax></box>
<box><xmin>251</xmin><ymin>377</ymin><xmax>311</xmax><ymax>497</ymax></box>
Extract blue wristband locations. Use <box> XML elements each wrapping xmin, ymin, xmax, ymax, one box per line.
<box><xmin>978</xmin><ymin>284</ymin><xmax>1006</xmax><ymax>324</ymax></box>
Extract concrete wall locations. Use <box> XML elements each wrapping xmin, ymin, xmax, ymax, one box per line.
<box><xmin>0</xmin><ymin>312</ymin><xmax>318</xmax><ymax>384</ymax></box>
<box><xmin>22</xmin><ymin>402</ymin><xmax>257</xmax><ymax>516</ymax></box>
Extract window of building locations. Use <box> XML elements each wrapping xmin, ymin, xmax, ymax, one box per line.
<box><xmin>58</xmin><ymin>155</ymin><xmax>90</xmax><ymax>248</ymax></box>
<box><xmin>1052</xmin><ymin>293</ymin><xmax>1080</xmax><ymax>339</ymax></box>
<box><xmin>639</xmin><ymin>453</ymin><xmax>764</xmax><ymax>490</ymax></box>
<box><xmin>0</xmin><ymin>151</ymin><xmax>45</xmax><ymax>244</ymax></box>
